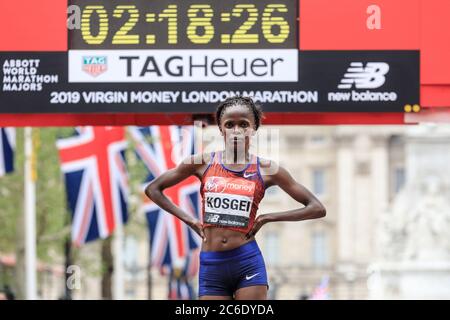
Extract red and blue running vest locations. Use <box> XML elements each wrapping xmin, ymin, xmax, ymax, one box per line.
<box><xmin>200</xmin><ymin>150</ymin><xmax>266</xmax><ymax>234</ymax></box>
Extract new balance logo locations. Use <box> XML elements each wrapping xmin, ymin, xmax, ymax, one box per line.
<box><xmin>338</xmin><ymin>62</ymin><xmax>389</xmax><ymax>89</ymax></box>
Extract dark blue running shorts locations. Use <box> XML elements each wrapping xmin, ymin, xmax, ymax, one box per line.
<box><xmin>198</xmin><ymin>240</ymin><xmax>268</xmax><ymax>297</ymax></box>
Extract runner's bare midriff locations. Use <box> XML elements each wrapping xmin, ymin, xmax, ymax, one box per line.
<box><xmin>202</xmin><ymin>227</ymin><xmax>255</xmax><ymax>252</ymax></box>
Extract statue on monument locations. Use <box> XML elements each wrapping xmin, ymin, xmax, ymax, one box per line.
<box><xmin>377</xmin><ymin>174</ymin><xmax>450</xmax><ymax>262</ymax></box>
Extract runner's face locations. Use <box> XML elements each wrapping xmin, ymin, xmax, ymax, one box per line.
<box><xmin>220</xmin><ymin>105</ymin><xmax>256</xmax><ymax>151</ymax></box>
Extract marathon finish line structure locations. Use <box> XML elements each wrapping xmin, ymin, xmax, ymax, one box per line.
<box><xmin>1</xmin><ymin>0</ymin><xmax>450</xmax><ymax>126</ymax></box>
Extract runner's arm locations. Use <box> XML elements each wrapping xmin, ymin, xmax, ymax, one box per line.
<box><xmin>145</xmin><ymin>154</ymin><xmax>205</xmax><ymax>238</ymax></box>
<box><xmin>246</xmin><ymin>161</ymin><xmax>326</xmax><ymax>238</ymax></box>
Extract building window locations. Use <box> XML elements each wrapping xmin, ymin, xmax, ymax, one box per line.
<box><xmin>312</xmin><ymin>169</ymin><xmax>326</xmax><ymax>196</ymax></box>
<box><xmin>264</xmin><ymin>232</ymin><xmax>279</xmax><ymax>265</ymax></box>
<box><xmin>312</xmin><ymin>231</ymin><xmax>328</xmax><ymax>267</ymax></box>
<box><xmin>394</xmin><ymin>167</ymin><xmax>406</xmax><ymax>193</ymax></box>
<box><xmin>265</xmin><ymin>185</ymin><xmax>280</xmax><ymax>197</ymax></box>
<box><xmin>310</xmin><ymin>135</ymin><xmax>326</xmax><ymax>145</ymax></box>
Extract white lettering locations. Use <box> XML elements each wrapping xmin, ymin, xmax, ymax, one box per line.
<box><xmin>367</xmin><ymin>5</ymin><xmax>382</xmax><ymax>30</ymax></box>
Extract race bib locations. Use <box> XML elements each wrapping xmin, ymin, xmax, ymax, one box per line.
<box><xmin>203</xmin><ymin>176</ymin><xmax>255</xmax><ymax>228</ymax></box>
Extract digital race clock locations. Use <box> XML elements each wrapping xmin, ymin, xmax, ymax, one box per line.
<box><xmin>69</xmin><ymin>0</ymin><xmax>297</xmax><ymax>49</ymax></box>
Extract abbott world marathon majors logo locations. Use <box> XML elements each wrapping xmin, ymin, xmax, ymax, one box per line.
<box><xmin>328</xmin><ymin>62</ymin><xmax>398</xmax><ymax>102</ymax></box>
<box><xmin>68</xmin><ymin>49</ymin><xmax>297</xmax><ymax>82</ymax></box>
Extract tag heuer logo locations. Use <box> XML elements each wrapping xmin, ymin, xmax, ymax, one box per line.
<box><xmin>338</xmin><ymin>62</ymin><xmax>389</xmax><ymax>89</ymax></box>
<box><xmin>82</xmin><ymin>56</ymin><xmax>107</xmax><ymax>77</ymax></box>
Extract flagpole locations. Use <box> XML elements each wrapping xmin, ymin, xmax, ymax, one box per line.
<box><xmin>147</xmin><ymin>245</ymin><xmax>152</xmax><ymax>300</ymax></box>
<box><xmin>113</xmin><ymin>219</ymin><xmax>125</xmax><ymax>300</ymax></box>
<box><xmin>24</xmin><ymin>127</ymin><xmax>37</xmax><ymax>300</ymax></box>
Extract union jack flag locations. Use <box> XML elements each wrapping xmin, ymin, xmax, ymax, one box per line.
<box><xmin>56</xmin><ymin>126</ymin><xmax>129</xmax><ymax>246</ymax></box>
<box><xmin>310</xmin><ymin>275</ymin><xmax>330</xmax><ymax>300</ymax></box>
<box><xmin>168</xmin><ymin>248</ymin><xmax>199</xmax><ymax>300</ymax></box>
<box><xmin>129</xmin><ymin>126</ymin><xmax>201</xmax><ymax>273</ymax></box>
<box><xmin>0</xmin><ymin>127</ymin><xmax>15</xmax><ymax>177</ymax></box>
<box><xmin>168</xmin><ymin>276</ymin><xmax>194</xmax><ymax>300</ymax></box>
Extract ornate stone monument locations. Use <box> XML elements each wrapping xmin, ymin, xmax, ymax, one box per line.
<box><xmin>368</xmin><ymin>124</ymin><xmax>450</xmax><ymax>299</ymax></box>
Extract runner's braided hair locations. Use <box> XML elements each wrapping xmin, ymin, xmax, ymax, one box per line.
<box><xmin>215</xmin><ymin>96</ymin><xmax>263</xmax><ymax>131</ymax></box>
